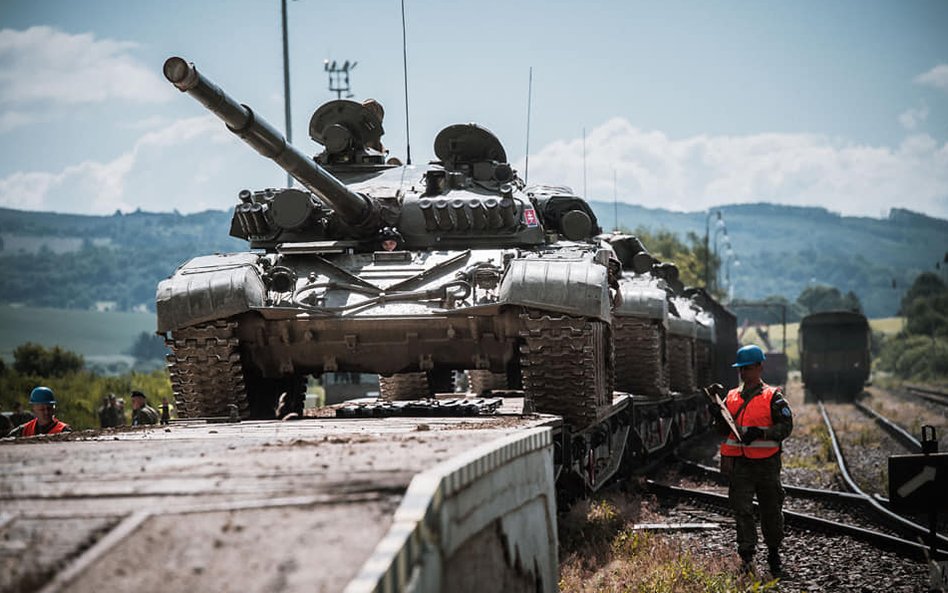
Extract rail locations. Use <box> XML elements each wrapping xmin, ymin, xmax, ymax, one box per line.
<box><xmin>852</xmin><ymin>399</ymin><xmax>922</xmax><ymax>453</ymax></box>
<box><xmin>818</xmin><ymin>400</ymin><xmax>948</xmax><ymax>553</ymax></box>
<box><xmin>645</xmin><ymin>480</ymin><xmax>942</xmax><ymax>562</ymax></box>
<box><xmin>904</xmin><ymin>383</ymin><xmax>948</xmax><ymax>407</ymax></box>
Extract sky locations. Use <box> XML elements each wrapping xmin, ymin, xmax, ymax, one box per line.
<box><xmin>0</xmin><ymin>0</ymin><xmax>946</xmax><ymax>219</ymax></box>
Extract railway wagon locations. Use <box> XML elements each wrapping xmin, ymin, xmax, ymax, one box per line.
<box><xmin>799</xmin><ymin>310</ymin><xmax>871</xmax><ymax>399</ymax></box>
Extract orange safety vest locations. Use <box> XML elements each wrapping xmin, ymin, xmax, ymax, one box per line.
<box><xmin>21</xmin><ymin>418</ymin><xmax>69</xmax><ymax>437</ymax></box>
<box><xmin>720</xmin><ymin>384</ymin><xmax>781</xmax><ymax>459</ymax></box>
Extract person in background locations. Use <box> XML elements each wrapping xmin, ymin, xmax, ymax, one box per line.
<box><xmin>98</xmin><ymin>393</ymin><xmax>122</xmax><ymax>428</ymax></box>
<box><xmin>378</xmin><ymin>227</ymin><xmax>403</xmax><ymax>252</ymax></box>
<box><xmin>0</xmin><ymin>406</ymin><xmax>12</xmax><ymax>434</ymax></box>
<box><xmin>9</xmin><ymin>401</ymin><xmax>33</xmax><ymax>427</ymax></box>
<box><xmin>7</xmin><ymin>386</ymin><xmax>71</xmax><ymax>437</ymax></box>
<box><xmin>130</xmin><ymin>390</ymin><xmax>160</xmax><ymax>426</ymax></box>
<box><xmin>160</xmin><ymin>398</ymin><xmax>171</xmax><ymax>425</ymax></box>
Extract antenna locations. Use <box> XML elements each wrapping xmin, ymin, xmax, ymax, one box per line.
<box><xmin>324</xmin><ymin>58</ymin><xmax>356</xmax><ymax>99</ymax></box>
<box><xmin>280</xmin><ymin>0</ymin><xmax>292</xmax><ymax>187</ymax></box>
<box><xmin>582</xmin><ymin>127</ymin><xmax>587</xmax><ymax>198</ymax></box>
<box><xmin>400</xmin><ymin>0</ymin><xmax>412</xmax><ymax>165</ymax></box>
<box><xmin>613</xmin><ymin>169</ymin><xmax>618</xmax><ymax>232</ymax></box>
<box><xmin>524</xmin><ymin>66</ymin><xmax>533</xmax><ymax>185</ymax></box>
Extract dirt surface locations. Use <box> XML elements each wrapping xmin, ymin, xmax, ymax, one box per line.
<box><xmin>0</xmin><ymin>410</ymin><xmax>552</xmax><ymax>593</ymax></box>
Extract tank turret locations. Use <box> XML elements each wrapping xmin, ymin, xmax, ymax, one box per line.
<box><xmin>163</xmin><ymin>56</ymin><xmax>381</xmax><ymax>233</ymax></box>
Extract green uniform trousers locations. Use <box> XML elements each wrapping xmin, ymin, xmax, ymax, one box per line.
<box><xmin>728</xmin><ymin>454</ymin><xmax>784</xmax><ymax>556</ymax></box>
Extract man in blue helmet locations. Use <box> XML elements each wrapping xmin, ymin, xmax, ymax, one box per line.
<box><xmin>714</xmin><ymin>344</ymin><xmax>793</xmax><ymax>578</ymax></box>
<box><xmin>7</xmin><ymin>386</ymin><xmax>72</xmax><ymax>437</ymax></box>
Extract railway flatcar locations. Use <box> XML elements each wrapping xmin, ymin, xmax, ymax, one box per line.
<box><xmin>799</xmin><ymin>310</ymin><xmax>871</xmax><ymax>399</ymax></box>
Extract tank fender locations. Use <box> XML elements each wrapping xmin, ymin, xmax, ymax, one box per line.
<box><xmin>156</xmin><ymin>252</ymin><xmax>265</xmax><ymax>333</ymax></box>
<box><xmin>498</xmin><ymin>257</ymin><xmax>611</xmax><ymax>321</ymax></box>
<box><xmin>614</xmin><ymin>280</ymin><xmax>668</xmax><ymax>321</ymax></box>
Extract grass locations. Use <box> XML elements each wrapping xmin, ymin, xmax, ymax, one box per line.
<box><xmin>559</xmin><ymin>496</ymin><xmax>780</xmax><ymax>593</ymax></box>
<box><xmin>0</xmin><ymin>304</ymin><xmax>156</xmax><ymax>361</ymax></box>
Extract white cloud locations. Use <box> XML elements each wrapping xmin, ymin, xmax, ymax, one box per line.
<box><xmin>0</xmin><ymin>26</ymin><xmax>171</xmax><ymax>134</ymax></box>
<box><xmin>0</xmin><ymin>26</ymin><xmax>169</xmax><ymax>105</ymax></box>
<box><xmin>524</xmin><ymin>118</ymin><xmax>948</xmax><ymax>219</ymax></box>
<box><xmin>0</xmin><ymin>110</ymin><xmax>41</xmax><ymax>133</ymax></box>
<box><xmin>914</xmin><ymin>64</ymin><xmax>948</xmax><ymax>92</ymax></box>
<box><xmin>4</xmin><ymin>115</ymin><xmax>947</xmax><ymax>221</ymax></box>
<box><xmin>0</xmin><ymin>115</ymin><xmax>274</xmax><ymax>214</ymax></box>
<box><xmin>898</xmin><ymin>104</ymin><xmax>928</xmax><ymax>131</ymax></box>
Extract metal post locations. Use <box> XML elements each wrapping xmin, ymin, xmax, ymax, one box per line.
<box><xmin>582</xmin><ymin>127</ymin><xmax>587</xmax><ymax>199</ymax></box>
<box><xmin>781</xmin><ymin>304</ymin><xmax>787</xmax><ymax>354</ymax></box>
<box><xmin>704</xmin><ymin>212</ymin><xmax>711</xmax><ymax>289</ymax></box>
<box><xmin>524</xmin><ymin>67</ymin><xmax>533</xmax><ymax>185</ymax></box>
<box><xmin>613</xmin><ymin>169</ymin><xmax>618</xmax><ymax>232</ymax></box>
<box><xmin>281</xmin><ymin>0</ymin><xmax>292</xmax><ymax>188</ymax></box>
<box><xmin>400</xmin><ymin>0</ymin><xmax>412</xmax><ymax>165</ymax></box>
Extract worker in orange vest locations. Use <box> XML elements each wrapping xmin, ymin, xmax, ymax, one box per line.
<box><xmin>716</xmin><ymin>345</ymin><xmax>793</xmax><ymax>578</ymax></box>
<box><xmin>7</xmin><ymin>386</ymin><xmax>72</xmax><ymax>437</ymax></box>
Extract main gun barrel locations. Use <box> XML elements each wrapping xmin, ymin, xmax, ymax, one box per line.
<box><xmin>163</xmin><ymin>56</ymin><xmax>377</xmax><ymax>230</ymax></box>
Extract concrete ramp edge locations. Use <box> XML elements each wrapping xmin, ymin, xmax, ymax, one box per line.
<box><xmin>343</xmin><ymin>427</ymin><xmax>558</xmax><ymax>593</ymax></box>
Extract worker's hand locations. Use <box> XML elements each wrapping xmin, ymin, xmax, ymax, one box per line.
<box><xmin>742</xmin><ymin>427</ymin><xmax>764</xmax><ymax>443</ymax></box>
<box><xmin>703</xmin><ymin>383</ymin><xmax>725</xmax><ymax>401</ymax></box>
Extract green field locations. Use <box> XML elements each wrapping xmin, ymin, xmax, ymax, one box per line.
<box><xmin>0</xmin><ymin>305</ymin><xmax>156</xmax><ymax>362</ymax></box>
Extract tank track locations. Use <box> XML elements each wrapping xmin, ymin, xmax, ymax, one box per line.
<box><xmin>467</xmin><ymin>370</ymin><xmax>508</xmax><ymax>395</ymax></box>
<box><xmin>667</xmin><ymin>335</ymin><xmax>697</xmax><ymax>394</ymax></box>
<box><xmin>519</xmin><ymin>309</ymin><xmax>613</xmax><ymax>427</ymax></box>
<box><xmin>613</xmin><ymin>317</ymin><xmax>669</xmax><ymax>396</ymax></box>
<box><xmin>378</xmin><ymin>370</ymin><xmax>456</xmax><ymax>401</ymax></box>
<box><xmin>166</xmin><ymin>320</ymin><xmax>249</xmax><ymax>418</ymax></box>
<box><xmin>694</xmin><ymin>340</ymin><xmax>712</xmax><ymax>388</ymax></box>
<box><xmin>379</xmin><ymin>373</ymin><xmax>428</xmax><ymax>400</ymax></box>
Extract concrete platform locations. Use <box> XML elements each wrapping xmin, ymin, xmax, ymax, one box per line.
<box><xmin>0</xmin><ymin>407</ymin><xmax>556</xmax><ymax>593</ymax></box>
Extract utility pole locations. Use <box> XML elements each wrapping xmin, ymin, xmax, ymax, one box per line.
<box><xmin>582</xmin><ymin>127</ymin><xmax>587</xmax><ymax>198</ymax></box>
<box><xmin>613</xmin><ymin>169</ymin><xmax>618</xmax><ymax>232</ymax></box>
<box><xmin>281</xmin><ymin>0</ymin><xmax>293</xmax><ymax>187</ymax></box>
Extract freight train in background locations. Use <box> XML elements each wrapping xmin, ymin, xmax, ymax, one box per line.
<box><xmin>156</xmin><ymin>57</ymin><xmax>740</xmax><ymax>502</ymax></box>
<box><xmin>799</xmin><ymin>310</ymin><xmax>872</xmax><ymax>400</ymax></box>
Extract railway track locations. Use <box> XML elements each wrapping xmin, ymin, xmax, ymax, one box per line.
<box><xmin>644</xmin><ymin>479</ymin><xmax>940</xmax><ymax>562</ymax></box>
<box><xmin>905</xmin><ymin>383</ymin><xmax>948</xmax><ymax>407</ymax></box>
<box><xmin>852</xmin><ymin>398</ymin><xmax>922</xmax><ymax>453</ymax></box>
<box><xmin>817</xmin><ymin>399</ymin><xmax>948</xmax><ymax>555</ymax></box>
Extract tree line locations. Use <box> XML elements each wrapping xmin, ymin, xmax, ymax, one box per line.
<box><xmin>876</xmin><ymin>272</ymin><xmax>948</xmax><ymax>381</ymax></box>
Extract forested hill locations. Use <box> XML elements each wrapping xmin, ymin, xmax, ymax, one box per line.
<box><xmin>589</xmin><ymin>202</ymin><xmax>948</xmax><ymax>318</ymax></box>
<box><xmin>1</xmin><ymin>203</ymin><xmax>945</xmax><ymax>317</ymax></box>
<box><xmin>0</xmin><ymin>208</ymin><xmax>241</xmax><ymax>312</ymax></box>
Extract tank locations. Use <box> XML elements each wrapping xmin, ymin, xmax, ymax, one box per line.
<box><xmin>603</xmin><ymin>233</ymin><xmax>737</xmax><ymax>397</ymax></box>
<box><xmin>604</xmin><ymin>234</ymin><xmax>670</xmax><ymax>396</ymax></box>
<box><xmin>156</xmin><ymin>57</ymin><xmax>615</xmax><ymax>427</ymax></box>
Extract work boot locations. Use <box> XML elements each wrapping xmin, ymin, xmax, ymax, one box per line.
<box><xmin>767</xmin><ymin>548</ymin><xmax>783</xmax><ymax>578</ymax></box>
<box><xmin>739</xmin><ymin>552</ymin><xmax>755</xmax><ymax>576</ymax></box>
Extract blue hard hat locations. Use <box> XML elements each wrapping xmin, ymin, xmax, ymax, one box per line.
<box><xmin>29</xmin><ymin>386</ymin><xmax>57</xmax><ymax>405</ymax></box>
<box><xmin>732</xmin><ymin>345</ymin><xmax>766</xmax><ymax>368</ymax></box>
